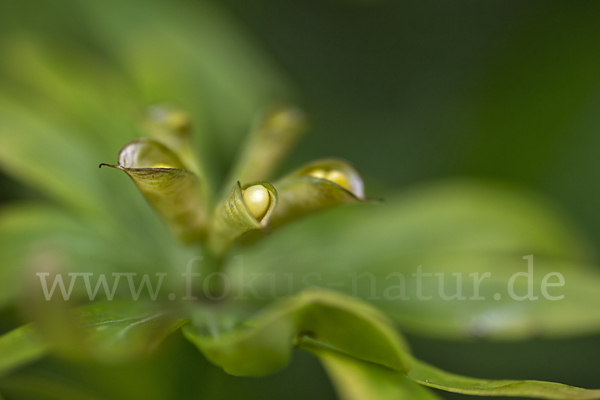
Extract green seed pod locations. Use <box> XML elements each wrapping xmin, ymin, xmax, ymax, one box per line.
<box><xmin>100</xmin><ymin>138</ymin><xmax>207</xmax><ymax>244</ymax></box>
<box><xmin>225</xmin><ymin>105</ymin><xmax>308</xmax><ymax>192</ymax></box>
<box><xmin>208</xmin><ymin>181</ymin><xmax>277</xmax><ymax>256</ymax></box>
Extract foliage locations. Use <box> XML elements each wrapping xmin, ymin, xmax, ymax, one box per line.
<box><xmin>1</xmin><ymin>1</ymin><xmax>600</xmax><ymax>400</ymax></box>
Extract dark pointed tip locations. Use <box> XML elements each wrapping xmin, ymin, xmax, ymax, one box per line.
<box><xmin>99</xmin><ymin>163</ymin><xmax>118</xmax><ymax>169</ymax></box>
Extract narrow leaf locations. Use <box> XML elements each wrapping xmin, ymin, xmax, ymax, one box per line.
<box><xmin>226</xmin><ymin>105</ymin><xmax>307</xmax><ymax>189</ymax></box>
<box><xmin>208</xmin><ymin>182</ymin><xmax>277</xmax><ymax>256</ymax></box>
<box><xmin>307</xmin><ymin>344</ymin><xmax>442</xmax><ymax>400</ymax></box>
<box><xmin>0</xmin><ymin>326</ymin><xmax>47</xmax><ymax>378</ymax></box>
<box><xmin>80</xmin><ymin>0</ymin><xmax>294</xmax><ymax>159</ymax></box>
<box><xmin>405</xmin><ymin>357</ymin><xmax>600</xmax><ymax>400</ymax></box>
<box><xmin>143</xmin><ymin>104</ymin><xmax>213</xmax><ymax>204</ymax></box>
<box><xmin>0</xmin><ymin>301</ymin><xmax>186</xmax><ymax>378</ymax></box>
<box><xmin>74</xmin><ymin>301</ymin><xmax>187</xmax><ymax>362</ymax></box>
<box><xmin>101</xmin><ymin>138</ymin><xmax>207</xmax><ymax>243</ymax></box>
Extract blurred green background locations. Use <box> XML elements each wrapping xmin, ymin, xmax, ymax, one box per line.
<box><xmin>1</xmin><ymin>0</ymin><xmax>600</xmax><ymax>399</ymax></box>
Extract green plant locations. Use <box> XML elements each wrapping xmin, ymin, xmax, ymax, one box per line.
<box><xmin>2</xmin><ymin>1</ymin><xmax>600</xmax><ymax>399</ymax></box>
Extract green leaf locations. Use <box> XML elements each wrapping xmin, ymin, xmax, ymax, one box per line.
<box><xmin>143</xmin><ymin>104</ymin><xmax>214</xmax><ymax>203</ymax></box>
<box><xmin>0</xmin><ymin>203</ymin><xmax>92</xmax><ymax>308</ymax></box>
<box><xmin>269</xmin><ymin>158</ymin><xmax>368</xmax><ymax>228</ymax></box>
<box><xmin>208</xmin><ymin>182</ymin><xmax>278</xmax><ymax>256</ymax></box>
<box><xmin>0</xmin><ymin>96</ymin><xmax>111</xmax><ymax>219</ymax></box>
<box><xmin>226</xmin><ymin>105</ymin><xmax>308</xmax><ymax>189</ymax></box>
<box><xmin>0</xmin><ymin>301</ymin><xmax>186</xmax><ymax>378</ymax></box>
<box><xmin>182</xmin><ymin>289</ymin><xmax>600</xmax><ymax>398</ymax></box>
<box><xmin>233</xmin><ymin>180</ymin><xmax>600</xmax><ymax>339</ymax></box>
<box><xmin>0</xmin><ymin>326</ymin><xmax>47</xmax><ymax>378</ymax></box>
<box><xmin>0</xmin><ymin>373</ymin><xmax>109</xmax><ymax>400</ymax></box>
<box><xmin>182</xmin><ymin>289</ymin><xmax>411</xmax><ymax>377</ymax></box>
<box><xmin>309</xmin><ymin>345</ymin><xmax>442</xmax><ymax>400</ymax></box>
<box><xmin>303</xmin><ymin>337</ymin><xmax>600</xmax><ymax>400</ymax></box>
<box><xmin>101</xmin><ymin>139</ymin><xmax>208</xmax><ymax>244</ymax></box>
<box><xmin>0</xmin><ymin>37</ymin><xmax>138</xmax><ymax>160</ymax></box>
<box><xmin>80</xmin><ymin>0</ymin><xmax>294</xmax><ymax>160</ymax></box>
<box><xmin>406</xmin><ymin>357</ymin><xmax>600</xmax><ymax>400</ymax></box>
<box><xmin>73</xmin><ymin>301</ymin><xmax>187</xmax><ymax>362</ymax></box>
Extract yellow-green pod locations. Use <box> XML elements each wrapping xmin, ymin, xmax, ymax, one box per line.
<box><xmin>269</xmin><ymin>158</ymin><xmax>368</xmax><ymax>229</ymax></box>
<box><xmin>100</xmin><ymin>138</ymin><xmax>207</xmax><ymax>244</ymax></box>
<box><xmin>225</xmin><ymin>105</ymin><xmax>308</xmax><ymax>191</ymax></box>
<box><xmin>208</xmin><ymin>181</ymin><xmax>278</xmax><ymax>256</ymax></box>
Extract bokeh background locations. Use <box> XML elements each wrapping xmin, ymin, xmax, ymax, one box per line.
<box><xmin>1</xmin><ymin>0</ymin><xmax>600</xmax><ymax>399</ymax></box>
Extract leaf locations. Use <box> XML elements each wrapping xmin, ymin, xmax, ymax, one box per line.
<box><xmin>269</xmin><ymin>158</ymin><xmax>368</xmax><ymax>228</ymax></box>
<box><xmin>80</xmin><ymin>0</ymin><xmax>294</xmax><ymax>160</ymax></box>
<box><xmin>0</xmin><ymin>301</ymin><xmax>186</xmax><ymax>378</ymax></box>
<box><xmin>405</xmin><ymin>357</ymin><xmax>600</xmax><ymax>400</ymax></box>
<box><xmin>0</xmin><ymin>37</ymin><xmax>138</xmax><ymax>159</ymax></box>
<box><xmin>0</xmin><ymin>375</ymin><xmax>107</xmax><ymax>400</ymax></box>
<box><xmin>182</xmin><ymin>289</ymin><xmax>411</xmax><ymax>377</ymax></box>
<box><xmin>143</xmin><ymin>104</ymin><xmax>215</xmax><ymax>203</ymax></box>
<box><xmin>0</xmin><ymin>96</ymin><xmax>111</xmax><ymax>219</ymax></box>
<box><xmin>73</xmin><ymin>301</ymin><xmax>187</xmax><ymax>362</ymax></box>
<box><xmin>232</xmin><ymin>180</ymin><xmax>600</xmax><ymax>339</ymax></box>
<box><xmin>182</xmin><ymin>289</ymin><xmax>600</xmax><ymax>399</ymax></box>
<box><xmin>101</xmin><ymin>139</ymin><xmax>208</xmax><ymax>244</ymax></box>
<box><xmin>309</xmin><ymin>345</ymin><xmax>442</xmax><ymax>400</ymax></box>
<box><xmin>208</xmin><ymin>182</ymin><xmax>278</xmax><ymax>256</ymax></box>
<box><xmin>0</xmin><ymin>326</ymin><xmax>47</xmax><ymax>378</ymax></box>
<box><xmin>0</xmin><ymin>203</ymin><xmax>93</xmax><ymax>308</ymax></box>
<box><xmin>225</xmin><ymin>105</ymin><xmax>308</xmax><ymax>189</ymax></box>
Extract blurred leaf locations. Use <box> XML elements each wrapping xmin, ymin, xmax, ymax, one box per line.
<box><xmin>0</xmin><ymin>37</ymin><xmax>138</xmax><ymax>159</ymax></box>
<box><xmin>311</xmin><ymin>345</ymin><xmax>442</xmax><ymax>400</ymax></box>
<box><xmin>0</xmin><ymin>301</ymin><xmax>186</xmax><ymax>378</ymax></box>
<box><xmin>226</xmin><ymin>105</ymin><xmax>308</xmax><ymax>189</ymax></box>
<box><xmin>0</xmin><ymin>203</ymin><xmax>175</xmax><ymax>309</ymax></box>
<box><xmin>234</xmin><ymin>180</ymin><xmax>600</xmax><ymax>339</ymax></box>
<box><xmin>73</xmin><ymin>301</ymin><xmax>186</xmax><ymax>362</ymax></box>
<box><xmin>0</xmin><ymin>204</ymin><xmax>90</xmax><ymax>307</ymax></box>
<box><xmin>0</xmin><ymin>39</ymin><xmax>188</xmax><ymax>258</ymax></box>
<box><xmin>79</xmin><ymin>0</ymin><xmax>294</xmax><ymax>161</ymax></box>
<box><xmin>182</xmin><ymin>289</ymin><xmax>411</xmax><ymax>377</ymax></box>
<box><xmin>0</xmin><ymin>97</ymin><xmax>110</xmax><ymax>219</ymax></box>
<box><xmin>0</xmin><ymin>326</ymin><xmax>46</xmax><ymax>378</ymax></box>
<box><xmin>0</xmin><ymin>374</ymin><xmax>108</xmax><ymax>400</ymax></box>
<box><xmin>143</xmin><ymin>104</ymin><xmax>214</xmax><ymax>202</ymax></box>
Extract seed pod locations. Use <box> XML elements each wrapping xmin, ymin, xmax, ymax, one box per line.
<box><xmin>100</xmin><ymin>138</ymin><xmax>207</xmax><ymax>244</ymax></box>
<box><xmin>208</xmin><ymin>182</ymin><xmax>277</xmax><ymax>256</ymax></box>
